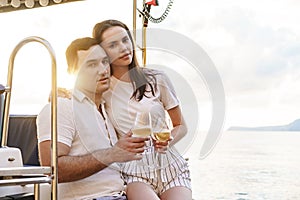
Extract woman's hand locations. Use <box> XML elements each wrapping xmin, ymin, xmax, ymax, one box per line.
<box><xmin>58</xmin><ymin>87</ymin><xmax>72</xmax><ymax>99</ymax></box>
<box><xmin>153</xmin><ymin>136</ymin><xmax>173</xmax><ymax>153</ymax></box>
<box><xmin>48</xmin><ymin>87</ymin><xmax>72</xmax><ymax>102</ymax></box>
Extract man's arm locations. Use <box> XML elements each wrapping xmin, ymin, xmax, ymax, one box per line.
<box><xmin>39</xmin><ymin>132</ymin><xmax>147</xmax><ymax>183</ymax></box>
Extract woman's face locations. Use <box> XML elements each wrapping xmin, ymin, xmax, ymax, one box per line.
<box><xmin>100</xmin><ymin>26</ymin><xmax>133</xmax><ymax>68</ymax></box>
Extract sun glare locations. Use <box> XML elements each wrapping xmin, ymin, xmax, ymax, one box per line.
<box><xmin>5</xmin><ymin>43</ymin><xmax>75</xmax><ymax>115</ymax></box>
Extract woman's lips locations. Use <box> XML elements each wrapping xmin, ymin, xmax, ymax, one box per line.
<box><xmin>119</xmin><ymin>53</ymin><xmax>130</xmax><ymax>60</ymax></box>
<box><xmin>98</xmin><ymin>77</ymin><xmax>109</xmax><ymax>83</ymax></box>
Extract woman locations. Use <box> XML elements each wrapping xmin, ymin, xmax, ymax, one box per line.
<box><xmin>92</xmin><ymin>20</ymin><xmax>192</xmax><ymax>200</ymax></box>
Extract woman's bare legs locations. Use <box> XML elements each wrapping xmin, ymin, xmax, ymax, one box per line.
<box><xmin>160</xmin><ymin>186</ymin><xmax>192</xmax><ymax>200</ymax></box>
<box><xmin>126</xmin><ymin>182</ymin><xmax>160</xmax><ymax>200</ymax></box>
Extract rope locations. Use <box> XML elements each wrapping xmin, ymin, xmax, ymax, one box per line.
<box><xmin>138</xmin><ymin>0</ymin><xmax>174</xmax><ymax>24</ymax></box>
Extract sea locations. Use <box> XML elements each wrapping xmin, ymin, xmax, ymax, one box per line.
<box><xmin>186</xmin><ymin>131</ymin><xmax>300</xmax><ymax>200</ymax></box>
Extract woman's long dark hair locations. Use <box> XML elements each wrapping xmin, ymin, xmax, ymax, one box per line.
<box><xmin>93</xmin><ymin>19</ymin><xmax>157</xmax><ymax>101</ymax></box>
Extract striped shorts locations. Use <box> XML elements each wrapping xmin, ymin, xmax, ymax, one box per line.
<box><xmin>122</xmin><ymin>148</ymin><xmax>192</xmax><ymax>195</ymax></box>
<box><xmin>93</xmin><ymin>196</ymin><xmax>126</xmax><ymax>200</ymax></box>
<box><xmin>93</xmin><ymin>191</ymin><xmax>127</xmax><ymax>200</ymax></box>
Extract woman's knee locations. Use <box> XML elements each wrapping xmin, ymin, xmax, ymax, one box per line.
<box><xmin>126</xmin><ymin>182</ymin><xmax>159</xmax><ymax>200</ymax></box>
<box><xmin>160</xmin><ymin>186</ymin><xmax>192</xmax><ymax>200</ymax></box>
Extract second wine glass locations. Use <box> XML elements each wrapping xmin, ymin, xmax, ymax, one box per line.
<box><xmin>152</xmin><ymin>117</ymin><xmax>172</xmax><ymax>168</ymax></box>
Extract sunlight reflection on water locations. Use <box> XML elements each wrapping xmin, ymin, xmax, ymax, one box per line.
<box><xmin>187</xmin><ymin>131</ymin><xmax>300</xmax><ymax>200</ymax></box>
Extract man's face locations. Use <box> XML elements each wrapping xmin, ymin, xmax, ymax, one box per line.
<box><xmin>75</xmin><ymin>45</ymin><xmax>110</xmax><ymax>96</ymax></box>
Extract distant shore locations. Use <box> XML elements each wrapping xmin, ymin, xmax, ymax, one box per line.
<box><xmin>228</xmin><ymin>119</ymin><xmax>300</xmax><ymax>131</ymax></box>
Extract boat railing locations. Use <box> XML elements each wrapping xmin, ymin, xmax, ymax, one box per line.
<box><xmin>0</xmin><ymin>36</ymin><xmax>58</xmax><ymax>200</ymax></box>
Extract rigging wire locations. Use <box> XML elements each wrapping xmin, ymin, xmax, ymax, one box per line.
<box><xmin>137</xmin><ymin>0</ymin><xmax>174</xmax><ymax>24</ymax></box>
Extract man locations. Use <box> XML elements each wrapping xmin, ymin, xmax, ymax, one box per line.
<box><xmin>37</xmin><ymin>37</ymin><xmax>147</xmax><ymax>200</ymax></box>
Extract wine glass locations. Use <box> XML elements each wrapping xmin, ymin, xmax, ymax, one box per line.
<box><xmin>131</xmin><ymin>111</ymin><xmax>152</xmax><ymax>138</ymax></box>
<box><xmin>152</xmin><ymin>117</ymin><xmax>172</xmax><ymax>168</ymax></box>
<box><xmin>131</xmin><ymin>111</ymin><xmax>153</xmax><ymax>167</ymax></box>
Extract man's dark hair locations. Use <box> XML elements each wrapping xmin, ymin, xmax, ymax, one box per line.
<box><xmin>66</xmin><ymin>37</ymin><xmax>99</xmax><ymax>74</ymax></box>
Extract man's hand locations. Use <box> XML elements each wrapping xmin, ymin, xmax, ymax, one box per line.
<box><xmin>101</xmin><ymin>132</ymin><xmax>149</xmax><ymax>164</ymax></box>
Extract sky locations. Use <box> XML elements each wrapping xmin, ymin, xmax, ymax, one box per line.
<box><xmin>1</xmin><ymin>0</ymin><xmax>300</xmax><ymax>131</ymax></box>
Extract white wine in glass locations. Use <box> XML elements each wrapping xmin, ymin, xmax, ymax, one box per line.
<box><xmin>152</xmin><ymin>117</ymin><xmax>172</xmax><ymax>142</ymax></box>
<box><xmin>131</xmin><ymin>112</ymin><xmax>152</xmax><ymax>138</ymax></box>
<box><xmin>131</xmin><ymin>111</ymin><xmax>154</xmax><ymax>168</ymax></box>
<box><xmin>152</xmin><ymin>117</ymin><xmax>172</xmax><ymax>168</ymax></box>
<box><xmin>153</xmin><ymin>129</ymin><xmax>171</xmax><ymax>142</ymax></box>
<box><xmin>132</xmin><ymin>127</ymin><xmax>152</xmax><ymax>138</ymax></box>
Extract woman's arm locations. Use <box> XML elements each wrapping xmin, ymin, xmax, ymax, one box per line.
<box><xmin>153</xmin><ymin>106</ymin><xmax>187</xmax><ymax>152</ymax></box>
<box><xmin>167</xmin><ymin>105</ymin><xmax>188</xmax><ymax>145</ymax></box>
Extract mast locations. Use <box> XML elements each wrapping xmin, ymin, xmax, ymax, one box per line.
<box><xmin>133</xmin><ymin>0</ymin><xmax>174</xmax><ymax>66</ymax></box>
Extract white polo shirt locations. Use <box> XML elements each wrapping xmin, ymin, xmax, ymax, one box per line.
<box><xmin>37</xmin><ymin>89</ymin><xmax>124</xmax><ymax>200</ymax></box>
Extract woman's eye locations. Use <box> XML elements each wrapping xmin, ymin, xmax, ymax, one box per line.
<box><xmin>123</xmin><ymin>37</ymin><xmax>129</xmax><ymax>43</ymax></box>
<box><xmin>102</xmin><ymin>59</ymin><xmax>110</xmax><ymax>65</ymax></box>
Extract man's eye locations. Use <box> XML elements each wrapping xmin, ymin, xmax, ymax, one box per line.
<box><xmin>109</xmin><ymin>43</ymin><xmax>116</xmax><ymax>48</ymax></box>
<box><xmin>88</xmin><ymin>63</ymin><xmax>97</xmax><ymax>68</ymax></box>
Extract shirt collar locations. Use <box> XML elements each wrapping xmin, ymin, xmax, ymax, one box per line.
<box><xmin>72</xmin><ymin>88</ymin><xmax>87</xmax><ymax>102</ymax></box>
<box><xmin>72</xmin><ymin>88</ymin><xmax>105</xmax><ymax>105</ymax></box>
